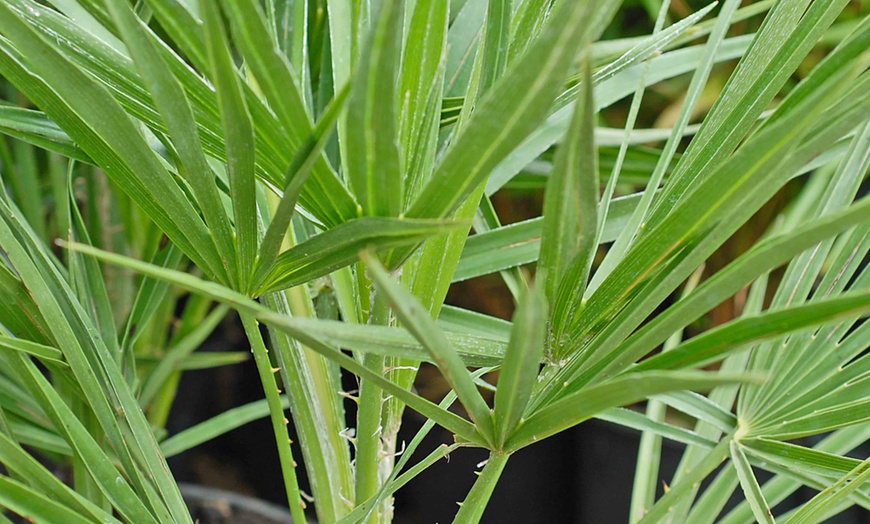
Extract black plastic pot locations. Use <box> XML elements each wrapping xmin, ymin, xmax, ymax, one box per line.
<box><xmin>180</xmin><ymin>483</ymin><xmax>295</xmax><ymax>524</ymax></box>
<box><xmin>165</xmin><ymin>319</ymin><xmax>869</xmax><ymax>523</ymax></box>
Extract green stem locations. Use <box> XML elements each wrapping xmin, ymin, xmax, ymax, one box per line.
<box><xmin>630</xmin><ymin>399</ymin><xmax>666</xmax><ymax>522</ymax></box>
<box><xmin>354</xmin><ymin>352</ymin><xmax>384</xmax><ymax>509</ymax></box>
<box><xmin>258</xmin><ymin>209</ymin><xmax>353</xmax><ymax>522</ymax></box>
<box><xmin>264</xmin><ymin>288</ymin><xmax>355</xmax><ymax>523</ymax></box>
<box><xmin>453</xmin><ymin>451</ymin><xmax>510</xmax><ymax>524</ymax></box>
<box><xmin>355</xmin><ymin>286</ymin><xmax>392</xmax><ymax>522</ymax></box>
<box><xmin>239</xmin><ymin>313</ymin><xmax>307</xmax><ymax>524</ymax></box>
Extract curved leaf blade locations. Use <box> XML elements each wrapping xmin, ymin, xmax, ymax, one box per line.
<box><xmin>506</xmin><ymin>371</ymin><xmax>757</xmax><ymax>452</ymax></box>
<box><xmin>632</xmin><ymin>290</ymin><xmax>870</xmax><ymax>373</ymax></box>
<box><xmin>255</xmin><ymin>217</ymin><xmax>466</xmax><ymax>295</ymax></box>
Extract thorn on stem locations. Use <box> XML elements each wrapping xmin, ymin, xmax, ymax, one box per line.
<box><xmin>338</xmin><ymin>390</ymin><xmax>360</xmax><ymax>403</ymax></box>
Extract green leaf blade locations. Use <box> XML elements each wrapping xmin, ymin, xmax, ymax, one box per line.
<box><xmin>0</xmin><ymin>432</ymin><xmax>120</xmax><ymax>524</ymax></box>
<box><xmin>201</xmin><ymin>0</ymin><xmax>258</xmax><ymax>288</ymax></box>
<box><xmin>0</xmin><ymin>1</ymin><xmax>224</xmax><ymax>282</ymax></box>
<box><xmin>0</xmin><ymin>336</ymin><xmax>65</xmax><ymax>366</ymax></box>
<box><xmin>784</xmin><ymin>456</ymin><xmax>870</xmax><ymax>524</ymax></box>
<box><xmin>161</xmin><ymin>396</ymin><xmax>290</xmax><ymax>458</ymax></box>
<box><xmin>633</xmin><ymin>290</ymin><xmax>870</xmax><ymax>374</ymax></box>
<box><xmin>406</xmin><ymin>0</ymin><xmax>610</xmax><ymax>220</ymax></box>
<box><xmin>477</xmin><ymin>0</ymin><xmax>512</xmax><ymax>96</ymax></box>
<box><xmin>0</xmin><ymin>476</ymin><xmax>95</xmax><ymax>524</ymax></box>
<box><xmin>493</xmin><ymin>282</ymin><xmax>547</xmax><ymax>446</ymax></box>
<box><xmin>345</xmin><ymin>0</ymin><xmax>404</xmax><ymax>217</ymax></box>
<box><xmin>731</xmin><ymin>441</ymin><xmax>776</xmax><ymax>524</ymax></box>
<box><xmin>399</xmin><ymin>0</ymin><xmax>448</xmax><ymax>205</ymax></box>
<box><xmin>507</xmin><ymin>371</ymin><xmax>757</xmax><ymax>452</ymax></box>
<box><xmin>537</xmin><ymin>59</ymin><xmax>594</xmax><ymax>306</ymax></box>
<box><xmin>256</xmin><ymin>217</ymin><xmax>465</xmax><ymax>295</ymax></box>
<box><xmin>0</xmin><ymin>106</ymin><xmax>91</xmax><ymax>162</ymax></box>
<box><xmin>543</xmin><ymin>59</ymin><xmax>599</xmax><ymax>351</ymax></box>
<box><xmin>251</xmin><ymin>82</ymin><xmax>351</xmax><ymax>288</ymax></box>
<box><xmin>62</xmin><ymin>240</ymin><xmax>485</xmax><ymax>447</ymax></box>
<box><xmin>105</xmin><ymin>0</ymin><xmax>238</xmax><ymax>288</ymax></box>
<box><xmin>361</xmin><ymin>250</ymin><xmax>495</xmax><ymax>442</ymax></box>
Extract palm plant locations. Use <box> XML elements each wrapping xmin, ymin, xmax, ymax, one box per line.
<box><xmin>0</xmin><ymin>0</ymin><xmax>868</xmax><ymax>522</ymax></box>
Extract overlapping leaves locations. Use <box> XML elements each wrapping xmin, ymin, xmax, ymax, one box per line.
<box><xmin>0</xmin><ymin>1</ymin><xmax>867</xmax><ymax>523</ymax></box>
